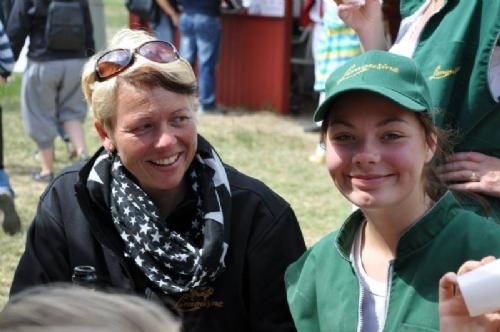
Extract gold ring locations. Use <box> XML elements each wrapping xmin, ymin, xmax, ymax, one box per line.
<box><xmin>470</xmin><ymin>171</ymin><xmax>480</xmax><ymax>182</ymax></box>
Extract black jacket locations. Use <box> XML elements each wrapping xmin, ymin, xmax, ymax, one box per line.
<box><xmin>11</xmin><ymin>147</ymin><xmax>306</xmax><ymax>332</ymax></box>
<box><xmin>6</xmin><ymin>0</ymin><xmax>94</xmax><ymax>60</ymax></box>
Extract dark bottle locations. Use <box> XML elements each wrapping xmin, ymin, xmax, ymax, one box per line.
<box><xmin>72</xmin><ymin>265</ymin><xmax>98</xmax><ymax>289</ymax></box>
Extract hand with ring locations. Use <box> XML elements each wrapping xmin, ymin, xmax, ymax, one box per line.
<box><xmin>436</xmin><ymin>152</ymin><xmax>500</xmax><ymax>198</ymax></box>
<box><xmin>470</xmin><ymin>171</ymin><xmax>480</xmax><ymax>182</ymax></box>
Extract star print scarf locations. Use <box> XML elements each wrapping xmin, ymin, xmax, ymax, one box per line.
<box><xmin>87</xmin><ymin>136</ymin><xmax>230</xmax><ymax>294</ymax></box>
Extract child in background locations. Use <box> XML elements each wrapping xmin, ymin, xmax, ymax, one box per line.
<box><xmin>302</xmin><ymin>0</ymin><xmax>362</xmax><ymax>163</ymax></box>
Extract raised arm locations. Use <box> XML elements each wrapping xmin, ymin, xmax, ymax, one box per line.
<box><xmin>334</xmin><ymin>0</ymin><xmax>387</xmax><ymax>50</ymax></box>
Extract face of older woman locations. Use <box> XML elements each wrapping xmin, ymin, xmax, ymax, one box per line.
<box><xmin>101</xmin><ymin>82</ymin><xmax>197</xmax><ymax>200</ymax></box>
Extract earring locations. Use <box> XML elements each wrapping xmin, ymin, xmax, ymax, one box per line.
<box><xmin>107</xmin><ymin>145</ymin><xmax>115</xmax><ymax>158</ymax></box>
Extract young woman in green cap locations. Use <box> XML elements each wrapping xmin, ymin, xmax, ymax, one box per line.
<box><xmin>285</xmin><ymin>50</ymin><xmax>500</xmax><ymax>332</ymax></box>
<box><xmin>334</xmin><ymin>0</ymin><xmax>500</xmax><ymax>220</ymax></box>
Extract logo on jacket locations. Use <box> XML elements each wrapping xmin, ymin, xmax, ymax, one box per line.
<box><xmin>176</xmin><ymin>287</ymin><xmax>223</xmax><ymax>312</ymax></box>
<box><xmin>429</xmin><ymin>65</ymin><xmax>461</xmax><ymax>80</ymax></box>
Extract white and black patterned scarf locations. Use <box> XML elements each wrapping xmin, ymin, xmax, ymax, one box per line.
<box><xmin>87</xmin><ymin>136</ymin><xmax>230</xmax><ymax>294</ymax></box>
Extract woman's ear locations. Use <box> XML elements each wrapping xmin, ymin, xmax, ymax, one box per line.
<box><xmin>94</xmin><ymin>120</ymin><xmax>115</xmax><ymax>153</ymax></box>
<box><xmin>426</xmin><ymin>132</ymin><xmax>438</xmax><ymax>163</ymax></box>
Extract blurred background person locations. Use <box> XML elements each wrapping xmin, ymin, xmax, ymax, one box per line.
<box><xmin>0</xmin><ymin>18</ymin><xmax>20</xmax><ymax>235</ymax></box>
<box><xmin>6</xmin><ymin>0</ymin><xmax>94</xmax><ymax>183</ymax></box>
<box><xmin>303</xmin><ymin>0</ymin><xmax>362</xmax><ymax>164</ymax></box>
<box><xmin>179</xmin><ymin>0</ymin><xmax>224</xmax><ymax>114</ymax></box>
<box><xmin>152</xmin><ymin>0</ymin><xmax>179</xmax><ymax>44</ymax></box>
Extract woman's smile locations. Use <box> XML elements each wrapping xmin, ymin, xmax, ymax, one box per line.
<box><xmin>349</xmin><ymin>173</ymin><xmax>395</xmax><ymax>190</ymax></box>
<box><xmin>150</xmin><ymin>153</ymin><xmax>181</xmax><ymax>167</ymax></box>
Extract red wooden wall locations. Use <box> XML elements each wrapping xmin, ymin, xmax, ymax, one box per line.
<box><xmin>216</xmin><ymin>3</ymin><xmax>293</xmax><ymax>114</ymax></box>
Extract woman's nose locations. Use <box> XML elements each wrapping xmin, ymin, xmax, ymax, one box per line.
<box><xmin>352</xmin><ymin>141</ymin><xmax>380</xmax><ymax>165</ymax></box>
<box><xmin>156</xmin><ymin>126</ymin><xmax>176</xmax><ymax>148</ymax></box>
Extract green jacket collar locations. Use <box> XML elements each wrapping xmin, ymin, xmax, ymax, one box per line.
<box><xmin>335</xmin><ymin>191</ymin><xmax>458</xmax><ymax>260</ymax></box>
<box><xmin>400</xmin><ymin>0</ymin><xmax>451</xmax><ymax>18</ymax></box>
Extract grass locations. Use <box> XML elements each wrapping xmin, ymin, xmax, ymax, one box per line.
<box><xmin>0</xmin><ymin>1</ymin><xmax>351</xmax><ymax>307</ymax></box>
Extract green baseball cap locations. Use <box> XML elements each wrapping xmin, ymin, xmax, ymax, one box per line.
<box><xmin>313</xmin><ymin>50</ymin><xmax>434</xmax><ymax>122</ymax></box>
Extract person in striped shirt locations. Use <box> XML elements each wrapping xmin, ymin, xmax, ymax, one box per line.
<box><xmin>0</xmin><ymin>20</ymin><xmax>21</xmax><ymax>235</ymax></box>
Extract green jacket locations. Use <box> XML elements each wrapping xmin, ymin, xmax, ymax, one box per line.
<box><xmin>286</xmin><ymin>192</ymin><xmax>500</xmax><ymax>332</ymax></box>
<box><xmin>401</xmin><ymin>0</ymin><xmax>500</xmax><ymax>156</ymax></box>
<box><xmin>401</xmin><ymin>0</ymin><xmax>500</xmax><ymax>219</ymax></box>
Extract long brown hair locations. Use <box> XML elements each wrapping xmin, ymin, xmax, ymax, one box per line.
<box><xmin>415</xmin><ymin>112</ymin><xmax>451</xmax><ymax>202</ymax></box>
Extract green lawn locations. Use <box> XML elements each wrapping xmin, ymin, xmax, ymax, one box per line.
<box><xmin>0</xmin><ymin>0</ymin><xmax>351</xmax><ymax>307</ymax></box>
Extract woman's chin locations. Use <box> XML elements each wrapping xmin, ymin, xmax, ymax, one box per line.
<box><xmin>348</xmin><ymin>192</ymin><xmax>380</xmax><ymax>209</ymax></box>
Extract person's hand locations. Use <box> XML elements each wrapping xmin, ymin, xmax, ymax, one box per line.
<box><xmin>334</xmin><ymin>0</ymin><xmax>381</xmax><ymax>29</ymax></box>
<box><xmin>437</xmin><ymin>152</ymin><xmax>500</xmax><ymax>198</ymax></box>
<box><xmin>0</xmin><ymin>76</ymin><xmax>6</xmax><ymax>84</ymax></box>
<box><xmin>333</xmin><ymin>0</ymin><xmax>387</xmax><ymax>50</ymax></box>
<box><xmin>439</xmin><ymin>256</ymin><xmax>500</xmax><ymax>332</ymax></box>
<box><xmin>170</xmin><ymin>12</ymin><xmax>179</xmax><ymax>27</ymax></box>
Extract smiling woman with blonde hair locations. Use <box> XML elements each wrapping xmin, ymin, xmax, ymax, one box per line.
<box><xmin>10</xmin><ymin>29</ymin><xmax>306</xmax><ymax>332</ymax></box>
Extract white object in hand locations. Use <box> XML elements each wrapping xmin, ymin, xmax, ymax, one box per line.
<box><xmin>457</xmin><ymin>258</ymin><xmax>500</xmax><ymax>317</ymax></box>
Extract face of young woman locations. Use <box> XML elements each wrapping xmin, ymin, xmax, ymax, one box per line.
<box><xmin>325</xmin><ymin>92</ymin><xmax>435</xmax><ymax>211</ymax></box>
<box><xmin>108</xmin><ymin>83</ymin><xmax>197</xmax><ymax>200</ymax></box>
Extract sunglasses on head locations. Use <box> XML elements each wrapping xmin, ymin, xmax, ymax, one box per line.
<box><xmin>95</xmin><ymin>40</ymin><xmax>179</xmax><ymax>81</ymax></box>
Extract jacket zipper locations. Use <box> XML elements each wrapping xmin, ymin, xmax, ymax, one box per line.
<box><xmin>355</xmin><ymin>268</ymin><xmax>365</xmax><ymax>332</ymax></box>
<box><xmin>380</xmin><ymin>261</ymin><xmax>394</xmax><ymax>332</ymax></box>
<box><xmin>354</xmin><ymin>260</ymin><xmax>394</xmax><ymax>332</ymax></box>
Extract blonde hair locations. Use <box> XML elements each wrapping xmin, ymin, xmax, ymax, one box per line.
<box><xmin>81</xmin><ymin>29</ymin><xmax>197</xmax><ymax>133</ymax></box>
<box><xmin>0</xmin><ymin>284</ymin><xmax>180</xmax><ymax>332</ymax></box>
